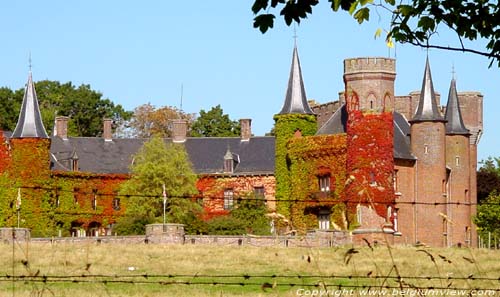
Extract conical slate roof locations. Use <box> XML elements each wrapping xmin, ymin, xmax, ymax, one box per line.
<box><xmin>411</xmin><ymin>58</ymin><xmax>445</xmax><ymax>122</ymax></box>
<box><xmin>445</xmin><ymin>78</ymin><xmax>469</xmax><ymax>135</ymax></box>
<box><xmin>277</xmin><ymin>46</ymin><xmax>314</xmax><ymax>115</ymax></box>
<box><xmin>11</xmin><ymin>72</ymin><xmax>49</xmax><ymax>138</ymax></box>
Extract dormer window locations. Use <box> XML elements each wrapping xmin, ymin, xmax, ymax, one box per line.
<box><xmin>223</xmin><ymin>148</ymin><xmax>239</xmax><ymax>174</ymax></box>
<box><xmin>224</xmin><ymin>158</ymin><xmax>234</xmax><ymax>173</ymax></box>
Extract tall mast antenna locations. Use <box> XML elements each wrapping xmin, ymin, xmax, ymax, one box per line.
<box><xmin>28</xmin><ymin>52</ymin><xmax>32</xmax><ymax>72</ymax></box>
<box><xmin>180</xmin><ymin>83</ymin><xmax>184</xmax><ymax>112</ymax></box>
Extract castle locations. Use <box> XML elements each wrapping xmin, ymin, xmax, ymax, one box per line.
<box><xmin>0</xmin><ymin>46</ymin><xmax>482</xmax><ymax>247</ymax></box>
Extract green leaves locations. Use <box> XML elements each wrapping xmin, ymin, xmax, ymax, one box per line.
<box><xmin>353</xmin><ymin>7</ymin><xmax>370</xmax><ymax>24</ymax></box>
<box><xmin>253</xmin><ymin>14</ymin><xmax>275</xmax><ymax>33</ymax></box>
<box><xmin>252</xmin><ymin>0</ymin><xmax>500</xmax><ymax>67</ymax></box>
<box><xmin>190</xmin><ymin>105</ymin><xmax>240</xmax><ymax>137</ymax></box>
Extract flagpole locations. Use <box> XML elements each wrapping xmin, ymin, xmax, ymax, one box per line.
<box><xmin>162</xmin><ymin>184</ymin><xmax>167</xmax><ymax>226</ymax></box>
<box><xmin>16</xmin><ymin>188</ymin><xmax>21</xmax><ymax>228</ymax></box>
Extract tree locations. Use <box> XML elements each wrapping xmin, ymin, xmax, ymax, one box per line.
<box><xmin>231</xmin><ymin>194</ymin><xmax>271</xmax><ymax>235</ymax></box>
<box><xmin>252</xmin><ymin>0</ymin><xmax>500</xmax><ymax>66</ymax></box>
<box><xmin>190</xmin><ymin>105</ymin><xmax>240</xmax><ymax>137</ymax></box>
<box><xmin>115</xmin><ymin>136</ymin><xmax>204</xmax><ymax>234</ymax></box>
<box><xmin>477</xmin><ymin>157</ymin><xmax>500</xmax><ymax>204</ymax></box>
<box><xmin>0</xmin><ymin>80</ymin><xmax>132</xmax><ymax>137</ymax></box>
<box><xmin>206</xmin><ymin>193</ymin><xmax>271</xmax><ymax>235</ymax></box>
<box><xmin>0</xmin><ymin>87</ymin><xmax>20</xmax><ymax>130</ymax></box>
<box><xmin>127</xmin><ymin>103</ymin><xmax>195</xmax><ymax>138</ymax></box>
<box><xmin>474</xmin><ymin>192</ymin><xmax>500</xmax><ymax>242</ymax></box>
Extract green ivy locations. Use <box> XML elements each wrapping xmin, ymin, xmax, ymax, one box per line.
<box><xmin>273</xmin><ymin>113</ymin><xmax>316</xmax><ymax>231</ymax></box>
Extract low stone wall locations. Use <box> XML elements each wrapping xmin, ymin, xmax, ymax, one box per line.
<box><xmin>6</xmin><ymin>224</ymin><xmax>352</xmax><ymax>247</ymax></box>
<box><xmin>0</xmin><ymin>228</ymin><xmax>31</xmax><ymax>243</ymax></box>
<box><xmin>25</xmin><ymin>231</ymin><xmax>351</xmax><ymax>247</ymax></box>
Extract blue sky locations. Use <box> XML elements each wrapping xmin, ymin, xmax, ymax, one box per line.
<box><xmin>0</xmin><ymin>1</ymin><xmax>497</xmax><ymax>162</ymax></box>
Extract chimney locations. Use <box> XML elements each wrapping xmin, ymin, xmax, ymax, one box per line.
<box><xmin>240</xmin><ymin>118</ymin><xmax>252</xmax><ymax>141</ymax></box>
<box><xmin>55</xmin><ymin>116</ymin><xmax>69</xmax><ymax>140</ymax></box>
<box><xmin>103</xmin><ymin>118</ymin><xmax>113</xmax><ymax>142</ymax></box>
<box><xmin>171</xmin><ymin>119</ymin><xmax>187</xmax><ymax>143</ymax></box>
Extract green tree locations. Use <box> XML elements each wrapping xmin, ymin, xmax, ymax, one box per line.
<box><xmin>477</xmin><ymin>157</ymin><xmax>500</xmax><ymax>204</ymax></box>
<box><xmin>190</xmin><ymin>105</ymin><xmax>240</xmax><ymax>137</ymax></box>
<box><xmin>474</xmin><ymin>192</ymin><xmax>500</xmax><ymax>243</ymax></box>
<box><xmin>0</xmin><ymin>87</ymin><xmax>20</xmax><ymax>130</ymax></box>
<box><xmin>115</xmin><ymin>136</ymin><xmax>204</xmax><ymax>234</ymax></box>
<box><xmin>231</xmin><ymin>194</ymin><xmax>271</xmax><ymax>235</ymax></box>
<box><xmin>252</xmin><ymin>0</ymin><xmax>500</xmax><ymax>66</ymax></box>
<box><xmin>127</xmin><ymin>103</ymin><xmax>194</xmax><ymax>138</ymax></box>
<box><xmin>206</xmin><ymin>193</ymin><xmax>271</xmax><ymax>235</ymax></box>
<box><xmin>0</xmin><ymin>80</ymin><xmax>131</xmax><ymax>136</ymax></box>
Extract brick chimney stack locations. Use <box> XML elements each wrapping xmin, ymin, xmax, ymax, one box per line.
<box><xmin>172</xmin><ymin>119</ymin><xmax>187</xmax><ymax>143</ymax></box>
<box><xmin>103</xmin><ymin>118</ymin><xmax>113</xmax><ymax>142</ymax></box>
<box><xmin>55</xmin><ymin>116</ymin><xmax>69</xmax><ymax>140</ymax></box>
<box><xmin>240</xmin><ymin>118</ymin><xmax>252</xmax><ymax>141</ymax></box>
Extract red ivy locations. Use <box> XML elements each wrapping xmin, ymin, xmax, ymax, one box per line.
<box><xmin>0</xmin><ymin>131</ymin><xmax>10</xmax><ymax>173</ymax></box>
<box><xmin>346</xmin><ymin>111</ymin><xmax>395</xmax><ymax>217</ymax></box>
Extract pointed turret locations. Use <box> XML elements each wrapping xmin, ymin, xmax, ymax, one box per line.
<box><xmin>445</xmin><ymin>78</ymin><xmax>469</xmax><ymax>135</ymax></box>
<box><xmin>411</xmin><ymin>58</ymin><xmax>445</xmax><ymax>122</ymax></box>
<box><xmin>278</xmin><ymin>46</ymin><xmax>314</xmax><ymax>115</ymax></box>
<box><xmin>11</xmin><ymin>72</ymin><xmax>48</xmax><ymax>138</ymax></box>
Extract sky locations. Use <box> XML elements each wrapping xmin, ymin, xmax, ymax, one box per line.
<box><xmin>0</xmin><ymin>1</ymin><xmax>498</xmax><ymax>162</ymax></box>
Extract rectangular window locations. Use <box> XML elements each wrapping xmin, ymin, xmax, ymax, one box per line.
<box><xmin>224</xmin><ymin>189</ymin><xmax>234</xmax><ymax>210</ymax></box>
<box><xmin>254</xmin><ymin>186</ymin><xmax>265</xmax><ymax>198</ymax></box>
<box><xmin>369</xmin><ymin>172</ymin><xmax>377</xmax><ymax>187</ymax></box>
<box><xmin>318</xmin><ymin>175</ymin><xmax>330</xmax><ymax>192</ymax></box>
<box><xmin>318</xmin><ymin>213</ymin><xmax>330</xmax><ymax>230</ymax></box>
<box><xmin>112</xmin><ymin>198</ymin><xmax>121</xmax><ymax>211</ymax></box>
<box><xmin>92</xmin><ymin>189</ymin><xmax>98</xmax><ymax>210</ymax></box>
<box><xmin>393</xmin><ymin>170</ymin><xmax>399</xmax><ymax>192</ymax></box>
<box><xmin>73</xmin><ymin>187</ymin><xmax>79</xmax><ymax>205</ymax></box>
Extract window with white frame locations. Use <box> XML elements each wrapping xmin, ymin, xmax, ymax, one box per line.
<box><xmin>318</xmin><ymin>175</ymin><xmax>330</xmax><ymax>192</ymax></box>
<box><xmin>318</xmin><ymin>212</ymin><xmax>330</xmax><ymax>230</ymax></box>
<box><xmin>224</xmin><ymin>189</ymin><xmax>234</xmax><ymax>210</ymax></box>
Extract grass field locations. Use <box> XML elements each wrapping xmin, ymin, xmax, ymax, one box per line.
<box><xmin>0</xmin><ymin>241</ymin><xmax>499</xmax><ymax>296</ymax></box>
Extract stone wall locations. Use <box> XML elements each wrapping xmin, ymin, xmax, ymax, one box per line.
<box><xmin>26</xmin><ymin>231</ymin><xmax>352</xmax><ymax>247</ymax></box>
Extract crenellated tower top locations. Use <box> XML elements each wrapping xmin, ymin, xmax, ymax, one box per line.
<box><xmin>343</xmin><ymin>57</ymin><xmax>396</xmax><ymax>113</ymax></box>
<box><xmin>344</xmin><ymin>57</ymin><xmax>396</xmax><ymax>75</ymax></box>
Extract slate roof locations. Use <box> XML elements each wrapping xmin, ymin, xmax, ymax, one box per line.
<box><xmin>50</xmin><ymin>136</ymin><xmax>275</xmax><ymax>175</ymax></box>
<box><xmin>316</xmin><ymin>104</ymin><xmax>415</xmax><ymax>160</ymax></box>
<box><xmin>11</xmin><ymin>72</ymin><xmax>49</xmax><ymax>138</ymax></box>
<box><xmin>277</xmin><ymin>46</ymin><xmax>315</xmax><ymax>115</ymax></box>
<box><xmin>445</xmin><ymin>78</ymin><xmax>470</xmax><ymax>135</ymax></box>
<box><xmin>411</xmin><ymin>58</ymin><xmax>445</xmax><ymax>123</ymax></box>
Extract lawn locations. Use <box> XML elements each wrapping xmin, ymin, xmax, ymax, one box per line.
<box><xmin>0</xmin><ymin>241</ymin><xmax>499</xmax><ymax>296</ymax></box>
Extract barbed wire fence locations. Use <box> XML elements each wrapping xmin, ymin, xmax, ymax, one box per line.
<box><xmin>1</xmin><ymin>185</ymin><xmax>500</xmax><ymax>296</ymax></box>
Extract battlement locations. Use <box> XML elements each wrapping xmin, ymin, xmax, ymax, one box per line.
<box><xmin>344</xmin><ymin>57</ymin><xmax>396</xmax><ymax>75</ymax></box>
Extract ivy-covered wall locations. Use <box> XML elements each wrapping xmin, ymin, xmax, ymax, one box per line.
<box><xmin>287</xmin><ymin>134</ymin><xmax>347</xmax><ymax>232</ymax></box>
<box><xmin>51</xmin><ymin>172</ymin><xmax>128</xmax><ymax>236</ymax></box>
<box><xmin>196</xmin><ymin>175</ymin><xmax>275</xmax><ymax>220</ymax></box>
<box><xmin>0</xmin><ymin>132</ymin><xmax>10</xmax><ymax>173</ymax></box>
<box><xmin>0</xmin><ymin>137</ymin><xmax>129</xmax><ymax>236</ymax></box>
<box><xmin>273</xmin><ymin>113</ymin><xmax>316</xmax><ymax>219</ymax></box>
<box><xmin>346</xmin><ymin>111</ymin><xmax>395</xmax><ymax>218</ymax></box>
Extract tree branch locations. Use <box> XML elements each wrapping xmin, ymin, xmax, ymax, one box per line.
<box><xmin>407</xmin><ymin>40</ymin><xmax>500</xmax><ymax>60</ymax></box>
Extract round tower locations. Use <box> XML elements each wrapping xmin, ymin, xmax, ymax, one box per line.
<box><xmin>444</xmin><ymin>78</ymin><xmax>472</xmax><ymax>247</ymax></box>
<box><xmin>343</xmin><ymin>57</ymin><xmax>396</xmax><ymax>112</ymax></box>
<box><xmin>274</xmin><ymin>45</ymin><xmax>317</xmax><ymax>223</ymax></box>
<box><xmin>409</xmin><ymin>58</ymin><xmax>448</xmax><ymax>247</ymax></box>
<box><xmin>343</xmin><ymin>57</ymin><xmax>396</xmax><ymax>227</ymax></box>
